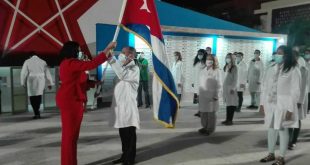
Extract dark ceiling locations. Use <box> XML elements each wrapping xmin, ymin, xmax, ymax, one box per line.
<box><xmin>162</xmin><ymin>0</ymin><xmax>275</xmax><ymax>29</ymax></box>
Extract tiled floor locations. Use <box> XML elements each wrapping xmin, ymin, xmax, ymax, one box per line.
<box><xmin>0</xmin><ymin>104</ymin><xmax>310</xmax><ymax>165</ymax></box>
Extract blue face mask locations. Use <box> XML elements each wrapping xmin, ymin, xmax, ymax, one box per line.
<box><xmin>304</xmin><ymin>54</ymin><xmax>310</xmax><ymax>60</ymax></box>
<box><xmin>274</xmin><ymin>54</ymin><xmax>284</xmax><ymax>64</ymax></box>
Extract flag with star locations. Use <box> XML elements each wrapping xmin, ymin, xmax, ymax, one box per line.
<box><xmin>120</xmin><ymin>0</ymin><xmax>179</xmax><ymax>128</ymax></box>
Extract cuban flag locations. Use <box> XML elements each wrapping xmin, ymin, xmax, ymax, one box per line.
<box><xmin>120</xmin><ymin>0</ymin><xmax>179</xmax><ymax>128</ymax></box>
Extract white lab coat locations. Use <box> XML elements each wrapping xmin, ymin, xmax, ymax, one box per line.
<box><xmin>260</xmin><ymin>65</ymin><xmax>301</xmax><ymax>129</ymax></box>
<box><xmin>109</xmin><ymin>59</ymin><xmax>140</xmax><ymax>129</ymax></box>
<box><xmin>223</xmin><ymin>66</ymin><xmax>238</xmax><ymax>106</ymax></box>
<box><xmin>199</xmin><ymin>67</ymin><xmax>221</xmax><ymax>112</ymax></box>
<box><xmin>236</xmin><ymin>60</ymin><xmax>248</xmax><ymax>92</ymax></box>
<box><xmin>171</xmin><ymin>61</ymin><xmax>184</xmax><ymax>94</ymax></box>
<box><xmin>297</xmin><ymin>57</ymin><xmax>308</xmax><ymax>120</ymax></box>
<box><xmin>20</xmin><ymin>56</ymin><xmax>54</xmax><ymax>96</ymax></box>
<box><xmin>192</xmin><ymin>62</ymin><xmax>206</xmax><ymax>93</ymax></box>
<box><xmin>248</xmin><ymin>60</ymin><xmax>264</xmax><ymax>92</ymax></box>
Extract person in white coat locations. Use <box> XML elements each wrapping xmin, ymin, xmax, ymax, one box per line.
<box><xmin>259</xmin><ymin>45</ymin><xmax>301</xmax><ymax>165</ymax></box>
<box><xmin>247</xmin><ymin>49</ymin><xmax>264</xmax><ymax>109</ymax></box>
<box><xmin>236</xmin><ymin>52</ymin><xmax>247</xmax><ymax>112</ymax></box>
<box><xmin>171</xmin><ymin>51</ymin><xmax>184</xmax><ymax>102</ymax></box>
<box><xmin>192</xmin><ymin>49</ymin><xmax>207</xmax><ymax>117</ymax></box>
<box><xmin>21</xmin><ymin>53</ymin><xmax>54</xmax><ymax>119</ymax></box>
<box><xmin>304</xmin><ymin>48</ymin><xmax>310</xmax><ymax>114</ymax></box>
<box><xmin>109</xmin><ymin>47</ymin><xmax>140</xmax><ymax>165</ymax></box>
<box><xmin>288</xmin><ymin>50</ymin><xmax>309</xmax><ymax>150</ymax></box>
<box><xmin>222</xmin><ymin>53</ymin><xmax>238</xmax><ymax>126</ymax></box>
<box><xmin>198</xmin><ymin>54</ymin><xmax>221</xmax><ymax>135</ymax></box>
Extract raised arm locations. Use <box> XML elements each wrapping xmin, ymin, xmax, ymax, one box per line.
<box><xmin>67</xmin><ymin>42</ymin><xmax>116</xmax><ymax>72</ymax></box>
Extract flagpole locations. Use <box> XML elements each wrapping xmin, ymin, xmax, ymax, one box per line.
<box><xmin>112</xmin><ymin>0</ymin><xmax>128</xmax><ymax>42</ymax></box>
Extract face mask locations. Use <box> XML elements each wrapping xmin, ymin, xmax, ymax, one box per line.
<box><xmin>77</xmin><ymin>51</ymin><xmax>83</xmax><ymax>60</ymax></box>
<box><xmin>236</xmin><ymin>57</ymin><xmax>242</xmax><ymax>63</ymax></box>
<box><xmin>304</xmin><ymin>54</ymin><xmax>310</xmax><ymax>60</ymax></box>
<box><xmin>139</xmin><ymin>54</ymin><xmax>145</xmax><ymax>59</ymax></box>
<box><xmin>206</xmin><ymin>60</ymin><xmax>213</xmax><ymax>66</ymax></box>
<box><xmin>226</xmin><ymin>58</ymin><xmax>231</xmax><ymax>64</ymax></box>
<box><xmin>198</xmin><ymin>55</ymin><xmax>203</xmax><ymax>60</ymax></box>
<box><xmin>274</xmin><ymin>54</ymin><xmax>284</xmax><ymax>64</ymax></box>
<box><xmin>254</xmin><ymin>54</ymin><xmax>260</xmax><ymax>59</ymax></box>
<box><xmin>118</xmin><ymin>53</ymin><xmax>127</xmax><ymax>64</ymax></box>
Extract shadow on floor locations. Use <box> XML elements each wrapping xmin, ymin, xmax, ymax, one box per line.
<box><xmin>85</xmin><ymin>131</ymin><xmax>246</xmax><ymax>165</ymax></box>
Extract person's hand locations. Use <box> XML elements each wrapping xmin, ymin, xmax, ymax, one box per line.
<box><xmin>259</xmin><ymin>105</ymin><xmax>265</xmax><ymax>116</ymax></box>
<box><xmin>104</xmin><ymin>42</ymin><xmax>117</xmax><ymax>57</ymax></box>
<box><xmin>48</xmin><ymin>85</ymin><xmax>52</xmax><ymax>90</ymax></box>
<box><xmin>240</xmin><ymin>84</ymin><xmax>245</xmax><ymax>89</ymax></box>
<box><xmin>106</xmin><ymin>41</ymin><xmax>117</xmax><ymax>50</ymax></box>
<box><xmin>297</xmin><ymin>103</ymin><xmax>302</xmax><ymax>109</ymax></box>
<box><xmin>285</xmin><ymin>111</ymin><xmax>293</xmax><ymax>121</ymax></box>
<box><xmin>230</xmin><ymin>89</ymin><xmax>235</xmax><ymax>95</ymax></box>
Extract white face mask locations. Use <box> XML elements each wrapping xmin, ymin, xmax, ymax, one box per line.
<box><xmin>236</xmin><ymin>57</ymin><xmax>242</xmax><ymax>63</ymax></box>
<box><xmin>118</xmin><ymin>53</ymin><xmax>127</xmax><ymax>64</ymax></box>
<box><xmin>139</xmin><ymin>53</ymin><xmax>145</xmax><ymax>59</ymax></box>
<box><xmin>77</xmin><ymin>51</ymin><xmax>83</xmax><ymax>60</ymax></box>
<box><xmin>254</xmin><ymin>53</ymin><xmax>260</xmax><ymax>59</ymax></box>
<box><xmin>226</xmin><ymin>58</ymin><xmax>231</xmax><ymax>64</ymax></box>
<box><xmin>206</xmin><ymin>60</ymin><xmax>213</xmax><ymax>67</ymax></box>
<box><xmin>198</xmin><ymin>55</ymin><xmax>203</xmax><ymax>60</ymax></box>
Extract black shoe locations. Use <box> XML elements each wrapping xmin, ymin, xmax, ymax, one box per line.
<box><xmin>288</xmin><ymin>143</ymin><xmax>296</xmax><ymax>150</ymax></box>
<box><xmin>221</xmin><ymin>121</ymin><xmax>228</xmax><ymax>125</ymax></box>
<box><xmin>272</xmin><ymin>157</ymin><xmax>285</xmax><ymax>165</ymax></box>
<box><xmin>123</xmin><ymin>161</ymin><xmax>135</xmax><ymax>165</ymax></box>
<box><xmin>137</xmin><ymin>104</ymin><xmax>142</xmax><ymax>108</ymax></box>
<box><xmin>253</xmin><ymin>106</ymin><xmax>259</xmax><ymax>109</ymax></box>
<box><xmin>32</xmin><ymin>115</ymin><xmax>41</xmax><ymax>119</ymax></box>
<box><xmin>225</xmin><ymin>121</ymin><xmax>233</xmax><ymax>126</ymax></box>
<box><xmin>259</xmin><ymin>153</ymin><xmax>275</xmax><ymax>163</ymax></box>
<box><xmin>145</xmin><ymin>105</ymin><xmax>150</xmax><ymax>109</ymax></box>
<box><xmin>247</xmin><ymin>105</ymin><xmax>254</xmax><ymax>109</ymax></box>
<box><xmin>112</xmin><ymin>158</ymin><xmax>123</xmax><ymax>164</ymax></box>
<box><xmin>198</xmin><ymin>128</ymin><xmax>210</xmax><ymax>136</ymax></box>
<box><xmin>194</xmin><ymin>112</ymin><xmax>200</xmax><ymax>117</ymax></box>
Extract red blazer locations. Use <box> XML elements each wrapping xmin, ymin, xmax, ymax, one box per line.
<box><xmin>56</xmin><ymin>52</ymin><xmax>107</xmax><ymax>104</ymax></box>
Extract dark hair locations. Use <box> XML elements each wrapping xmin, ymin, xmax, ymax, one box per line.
<box><xmin>224</xmin><ymin>53</ymin><xmax>236</xmax><ymax>73</ymax></box>
<box><xmin>237</xmin><ymin>52</ymin><xmax>243</xmax><ymax>57</ymax></box>
<box><xmin>254</xmin><ymin>49</ymin><xmax>261</xmax><ymax>54</ymax></box>
<box><xmin>59</xmin><ymin>41</ymin><xmax>79</xmax><ymax>62</ymax></box>
<box><xmin>278</xmin><ymin>45</ymin><xmax>297</xmax><ymax>73</ymax></box>
<box><xmin>124</xmin><ymin>46</ymin><xmax>138</xmax><ymax>64</ymax></box>
<box><xmin>206</xmin><ymin>54</ymin><xmax>218</xmax><ymax>70</ymax></box>
<box><xmin>127</xmin><ymin>46</ymin><xmax>137</xmax><ymax>55</ymax></box>
<box><xmin>174</xmin><ymin>51</ymin><xmax>182</xmax><ymax>61</ymax></box>
<box><xmin>206</xmin><ymin>47</ymin><xmax>211</xmax><ymax>51</ymax></box>
<box><xmin>193</xmin><ymin>49</ymin><xmax>206</xmax><ymax>66</ymax></box>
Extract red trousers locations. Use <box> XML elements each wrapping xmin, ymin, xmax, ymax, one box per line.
<box><xmin>59</xmin><ymin>101</ymin><xmax>84</xmax><ymax>165</ymax></box>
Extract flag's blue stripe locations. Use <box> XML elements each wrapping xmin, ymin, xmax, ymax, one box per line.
<box><xmin>124</xmin><ymin>24</ymin><xmax>165</xmax><ymax>45</ymax></box>
<box><xmin>152</xmin><ymin>54</ymin><xmax>178</xmax><ymax>124</ymax></box>
<box><xmin>123</xmin><ymin>24</ymin><xmax>177</xmax><ymax>124</ymax></box>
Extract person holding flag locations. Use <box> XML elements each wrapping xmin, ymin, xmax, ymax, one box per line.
<box><xmin>116</xmin><ymin>0</ymin><xmax>179</xmax><ymax>129</ymax></box>
<box><xmin>109</xmin><ymin>47</ymin><xmax>140</xmax><ymax>165</ymax></box>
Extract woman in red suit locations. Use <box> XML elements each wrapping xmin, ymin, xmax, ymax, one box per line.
<box><xmin>56</xmin><ymin>41</ymin><xmax>116</xmax><ymax>165</ymax></box>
